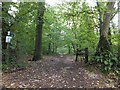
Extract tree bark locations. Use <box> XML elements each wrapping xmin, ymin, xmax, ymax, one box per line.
<box><xmin>48</xmin><ymin>34</ymin><xmax>51</xmax><ymax>54</ymax></box>
<box><xmin>32</xmin><ymin>2</ymin><xmax>45</xmax><ymax>61</ymax></box>
<box><xmin>52</xmin><ymin>43</ymin><xmax>55</xmax><ymax>54</ymax></box>
<box><xmin>68</xmin><ymin>45</ymin><xmax>71</xmax><ymax>54</ymax></box>
<box><xmin>118</xmin><ymin>1</ymin><xmax>120</xmax><ymax>61</ymax></box>
<box><xmin>108</xmin><ymin>27</ymin><xmax>112</xmax><ymax>45</ymax></box>
<box><xmin>2</xmin><ymin>3</ymin><xmax>10</xmax><ymax>61</ymax></box>
<box><xmin>96</xmin><ymin>1</ymin><xmax>116</xmax><ymax>55</ymax></box>
<box><xmin>48</xmin><ymin>42</ymin><xmax>51</xmax><ymax>54</ymax></box>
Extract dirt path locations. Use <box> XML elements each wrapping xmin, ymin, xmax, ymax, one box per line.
<box><xmin>2</xmin><ymin>55</ymin><xmax>116</xmax><ymax>88</ymax></box>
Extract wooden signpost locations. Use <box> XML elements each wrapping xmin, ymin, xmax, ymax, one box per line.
<box><xmin>5</xmin><ymin>31</ymin><xmax>13</xmax><ymax>60</ymax></box>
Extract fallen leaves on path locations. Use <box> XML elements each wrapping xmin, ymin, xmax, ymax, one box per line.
<box><xmin>2</xmin><ymin>55</ymin><xmax>117</xmax><ymax>88</ymax></box>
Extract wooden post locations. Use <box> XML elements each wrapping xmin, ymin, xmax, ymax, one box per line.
<box><xmin>75</xmin><ymin>53</ymin><xmax>78</xmax><ymax>62</ymax></box>
<box><xmin>85</xmin><ymin>47</ymin><xmax>88</xmax><ymax>63</ymax></box>
<box><xmin>75</xmin><ymin>49</ymin><xmax>78</xmax><ymax>62</ymax></box>
<box><xmin>6</xmin><ymin>43</ymin><xmax>10</xmax><ymax>61</ymax></box>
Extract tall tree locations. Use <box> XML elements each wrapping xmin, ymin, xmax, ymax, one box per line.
<box><xmin>32</xmin><ymin>1</ymin><xmax>45</xmax><ymax>61</ymax></box>
<box><xmin>2</xmin><ymin>2</ymin><xmax>11</xmax><ymax>61</ymax></box>
<box><xmin>0</xmin><ymin>3</ymin><xmax>2</xmax><ymax>61</ymax></box>
<box><xmin>96</xmin><ymin>1</ymin><xmax>116</xmax><ymax>55</ymax></box>
<box><xmin>118</xmin><ymin>1</ymin><xmax>120</xmax><ymax>60</ymax></box>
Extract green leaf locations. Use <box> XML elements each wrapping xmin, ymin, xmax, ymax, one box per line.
<box><xmin>104</xmin><ymin>67</ymin><xmax>108</xmax><ymax>71</ymax></box>
<box><xmin>109</xmin><ymin>62</ymin><xmax>113</xmax><ymax>66</ymax></box>
<box><xmin>104</xmin><ymin>61</ymin><xmax>108</xmax><ymax>65</ymax></box>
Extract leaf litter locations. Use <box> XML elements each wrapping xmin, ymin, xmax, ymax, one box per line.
<box><xmin>2</xmin><ymin>55</ymin><xmax>118</xmax><ymax>88</ymax></box>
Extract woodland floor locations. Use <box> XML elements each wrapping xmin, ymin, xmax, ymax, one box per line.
<box><xmin>2</xmin><ymin>55</ymin><xmax>118</xmax><ymax>88</ymax></box>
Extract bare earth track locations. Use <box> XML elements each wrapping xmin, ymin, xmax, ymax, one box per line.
<box><xmin>2</xmin><ymin>55</ymin><xmax>117</xmax><ymax>88</ymax></box>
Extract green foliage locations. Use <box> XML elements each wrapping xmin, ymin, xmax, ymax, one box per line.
<box><xmin>2</xmin><ymin>2</ymin><xmax>119</xmax><ymax>76</ymax></box>
<box><xmin>2</xmin><ymin>60</ymin><xmax>26</xmax><ymax>71</ymax></box>
<box><xmin>2</xmin><ymin>52</ymin><xmax>16</xmax><ymax>70</ymax></box>
<box><xmin>93</xmin><ymin>50</ymin><xmax>119</xmax><ymax>75</ymax></box>
<box><xmin>2</xmin><ymin>2</ymin><xmax>99</xmax><ymax>56</ymax></box>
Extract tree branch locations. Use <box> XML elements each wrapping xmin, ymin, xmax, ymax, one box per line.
<box><xmin>96</xmin><ymin>2</ymin><xmax>102</xmax><ymax>22</ymax></box>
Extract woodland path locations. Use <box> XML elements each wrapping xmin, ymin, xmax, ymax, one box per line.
<box><xmin>2</xmin><ymin>55</ymin><xmax>116</xmax><ymax>88</ymax></box>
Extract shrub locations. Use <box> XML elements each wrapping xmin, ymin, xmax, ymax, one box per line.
<box><xmin>92</xmin><ymin>50</ymin><xmax>119</xmax><ymax>75</ymax></box>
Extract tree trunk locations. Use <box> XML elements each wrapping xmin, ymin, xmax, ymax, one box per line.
<box><xmin>68</xmin><ymin>45</ymin><xmax>71</xmax><ymax>54</ymax></box>
<box><xmin>32</xmin><ymin>2</ymin><xmax>45</xmax><ymax>61</ymax></box>
<box><xmin>96</xmin><ymin>2</ymin><xmax>115</xmax><ymax>55</ymax></box>
<box><xmin>48</xmin><ymin>34</ymin><xmax>51</xmax><ymax>54</ymax></box>
<box><xmin>2</xmin><ymin>3</ymin><xmax>9</xmax><ymax>61</ymax></box>
<box><xmin>96</xmin><ymin>35</ymin><xmax>110</xmax><ymax>55</ymax></box>
<box><xmin>52</xmin><ymin>43</ymin><xmax>55</xmax><ymax>54</ymax></box>
<box><xmin>118</xmin><ymin>1</ymin><xmax>120</xmax><ymax>61</ymax></box>
<box><xmin>0</xmin><ymin>4</ymin><xmax>1</xmax><ymax>61</ymax></box>
<box><xmin>108</xmin><ymin>27</ymin><xmax>112</xmax><ymax>45</ymax></box>
<box><xmin>48</xmin><ymin>42</ymin><xmax>51</xmax><ymax>54</ymax></box>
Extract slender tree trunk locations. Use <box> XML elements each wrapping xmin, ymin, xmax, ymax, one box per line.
<box><xmin>48</xmin><ymin>42</ymin><xmax>51</xmax><ymax>54</ymax></box>
<box><xmin>68</xmin><ymin>45</ymin><xmax>71</xmax><ymax>54</ymax></box>
<box><xmin>118</xmin><ymin>1</ymin><xmax>120</xmax><ymax>61</ymax></box>
<box><xmin>32</xmin><ymin>2</ymin><xmax>45</xmax><ymax>61</ymax></box>
<box><xmin>2</xmin><ymin>3</ymin><xmax>9</xmax><ymax>61</ymax></box>
<box><xmin>48</xmin><ymin>34</ymin><xmax>51</xmax><ymax>54</ymax></box>
<box><xmin>0</xmin><ymin>4</ymin><xmax>2</xmax><ymax>61</ymax></box>
<box><xmin>52</xmin><ymin>43</ymin><xmax>55</xmax><ymax>54</ymax></box>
